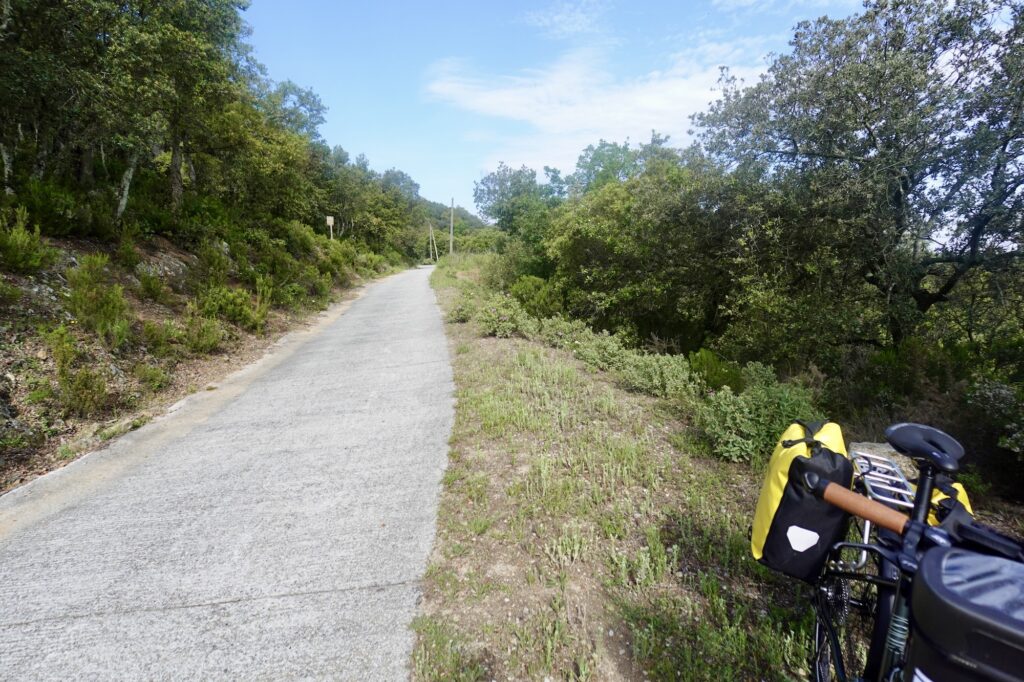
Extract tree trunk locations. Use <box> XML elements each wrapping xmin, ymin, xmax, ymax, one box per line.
<box><xmin>31</xmin><ymin>143</ymin><xmax>46</xmax><ymax>180</ymax></box>
<box><xmin>115</xmin><ymin>151</ymin><xmax>138</xmax><ymax>222</ymax></box>
<box><xmin>169</xmin><ymin>137</ymin><xmax>183</xmax><ymax>212</ymax></box>
<box><xmin>80</xmin><ymin>146</ymin><xmax>94</xmax><ymax>187</ymax></box>
<box><xmin>0</xmin><ymin>143</ymin><xmax>12</xmax><ymax>195</ymax></box>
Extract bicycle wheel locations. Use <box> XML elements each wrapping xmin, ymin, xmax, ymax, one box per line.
<box><xmin>813</xmin><ymin>572</ymin><xmax>878</xmax><ymax>681</ymax></box>
<box><xmin>813</xmin><ymin>576</ymin><xmax>850</xmax><ymax>682</ymax></box>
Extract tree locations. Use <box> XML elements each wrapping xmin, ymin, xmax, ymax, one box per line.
<box><xmin>697</xmin><ymin>0</ymin><xmax>1024</xmax><ymax>344</ymax></box>
<box><xmin>568</xmin><ymin>140</ymin><xmax>639</xmax><ymax>194</ymax></box>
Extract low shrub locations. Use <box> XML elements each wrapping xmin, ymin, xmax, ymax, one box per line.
<box><xmin>114</xmin><ymin>232</ymin><xmax>140</xmax><ymax>269</ymax></box>
<box><xmin>533</xmin><ymin>316</ymin><xmax>592</xmax><ymax>350</ymax></box>
<box><xmin>617</xmin><ymin>352</ymin><xmax>699</xmax><ymax>402</ymax></box>
<box><xmin>19</xmin><ymin>180</ymin><xmax>78</xmax><ymax>236</ymax></box>
<box><xmin>44</xmin><ymin>324</ymin><xmax>79</xmax><ymax>373</ymax></box>
<box><xmin>280</xmin><ymin>220</ymin><xmax>317</xmax><ymax>259</ymax></box>
<box><xmin>689</xmin><ymin>348</ymin><xmax>745</xmax><ymax>392</ymax></box>
<box><xmin>61</xmin><ymin>368</ymin><xmax>109</xmax><ymax>417</ymax></box>
<box><xmin>510</xmin><ymin>275</ymin><xmax>562</xmax><ymax>318</ymax></box>
<box><xmin>0</xmin><ymin>207</ymin><xmax>58</xmax><ymax>274</ymax></box>
<box><xmin>571</xmin><ymin>330</ymin><xmax>629</xmax><ymax>372</ymax></box>
<box><xmin>355</xmin><ymin>251</ymin><xmax>388</xmax><ymax>276</ymax></box>
<box><xmin>446</xmin><ymin>293</ymin><xmax>477</xmax><ymax>323</ymax></box>
<box><xmin>44</xmin><ymin>324</ymin><xmax>110</xmax><ymax>417</ymax></box>
<box><xmin>693</xmin><ymin>363</ymin><xmax>821</xmax><ymax>465</ymax></box>
<box><xmin>474</xmin><ymin>293</ymin><xmax>535</xmax><ymax>338</ymax></box>
<box><xmin>66</xmin><ymin>254</ymin><xmax>133</xmax><ymax>349</ymax></box>
<box><xmin>141</xmin><ymin>320</ymin><xmax>180</xmax><ymax>357</ymax></box>
<box><xmin>194</xmin><ymin>241</ymin><xmax>233</xmax><ymax>288</ymax></box>
<box><xmin>199</xmin><ymin>285</ymin><xmax>267</xmax><ymax>332</ymax></box>
<box><xmin>137</xmin><ymin>269</ymin><xmax>170</xmax><ymax>304</ymax></box>
<box><xmin>183</xmin><ymin>308</ymin><xmax>223</xmax><ymax>354</ymax></box>
<box><xmin>135</xmin><ymin>363</ymin><xmax>170</xmax><ymax>392</ymax></box>
<box><xmin>967</xmin><ymin>378</ymin><xmax>1024</xmax><ymax>459</ymax></box>
<box><xmin>0</xmin><ymin>280</ymin><xmax>22</xmax><ymax>306</ymax></box>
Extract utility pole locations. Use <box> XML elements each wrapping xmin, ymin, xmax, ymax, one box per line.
<box><xmin>428</xmin><ymin>222</ymin><xmax>437</xmax><ymax>261</ymax></box>
<box><xmin>449</xmin><ymin>198</ymin><xmax>454</xmax><ymax>255</ymax></box>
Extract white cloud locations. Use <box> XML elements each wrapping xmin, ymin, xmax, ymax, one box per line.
<box><xmin>524</xmin><ymin>0</ymin><xmax>611</xmax><ymax>39</ymax></box>
<box><xmin>426</xmin><ymin>39</ymin><xmax>769</xmax><ymax>175</ymax></box>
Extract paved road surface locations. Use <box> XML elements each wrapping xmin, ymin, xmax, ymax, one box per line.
<box><xmin>0</xmin><ymin>267</ymin><xmax>454</xmax><ymax>680</ymax></box>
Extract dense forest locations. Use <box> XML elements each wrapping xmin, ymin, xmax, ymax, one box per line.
<box><xmin>0</xmin><ymin>1</ymin><xmax>486</xmax><ymax>258</ymax></box>
<box><xmin>0</xmin><ymin>0</ymin><xmax>486</xmax><ymax>476</ymax></box>
<box><xmin>466</xmin><ymin>0</ymin><xmax>1024</xmax><ymax>491</ymax></box>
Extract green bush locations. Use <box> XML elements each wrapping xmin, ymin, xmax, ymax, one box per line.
<box><xmin>44</xmin><ymin>324</ymin><xmax>79</xmax><ymax>373</ymax></box>
<box><xmin>510</xmin><ymin>275</ymin><xmax>562</xmax><ymax>318</ymax></box>
<box><xmin>967</xmin><ymin>378</ymin><xmax>1024</xmax><ymax>459</ymax></box>
<box><xmin>44</xmin><ymin>324</ymin><xmax>110</xmax><ymax>417</ymax></box>
<box><xmin>19</xmin><ymin>180</ymin><xmax>78</xmax><ymax>236</ymax></box>
<box><xmin>114</xmin><ymin>232</ymin><xmax>140</xmax><ymax>269</ymax></box>
<box><xmin>571</xmin><ymin>330</ymin><xmax>629</xmax><ymax>372</ymax></box>
<box><xmin>137</xmin><ymin>269</ymin><xmax>170</xmax><ymax>304</ymax></box>
<box><xmin>194</xmin><ymin>241</ymin><xmax>233</xmax><ymax>288</ymax></box>
<box><xmin>617</xmin><ymin>352</ymin><xmax>700</xmax><ymax>402</ymax></box>
<box><xmin>446</xmin><ymin>293</ymin><xmax>477</xmax><ymax>323</ymax></box>
<box><xmin>62</xmin><ymin>368</ymin><xmax>109</xmax><ymax>417</ymax></box>
<box><xmin>184</xmin><ymin>308</ymin><xmax>223</xmax><ymax>354</ymax></box>
<box><xmin>689</xmin><ymin>348</ymin><xmax>745</xmax><ymax>392</ymax></box>
<box><xmin>319</xmin><ymin>238</ymin><xmax>357</xmax><ymax>283</ymax></box>
<box><xmin>694</xmin><ymin>363</ymin><xmax>821</xmax><ymax>464</ymax></box>
<box><xmin>141</xmin><ymin>320</ymin><xmax>180</xmax><ymax>357</ymax></box>
<box><xmin>0</xmin><ymin>207</ymin><xmax>58</xmax><ymax>273</ymax></box>
<box><xmin>355</xmin><ymin>251</ymin><xmax>388</xmax><ymax>276</ymax></box>
<box><xmin>66</xmin><ymin>253</ymin><xmax>133</xmax><ymax>349</ymax></box>
<box><xmin>474</xmin><ymin>293</ymin><xmax>535</xmax><ymax>338</ymax></box>
<box><xmin>533</xmin><ymin>315</ymin><xmax>592</xmax><ymax>349</ymax></box>
<box><xmin>199</xmin><ymin>285</ymin><xmax>267</xmax><ymax>332</ymax></box>
<box><xmin>0</xmin><ymin>280</ymin><xmax>22</xmax><ymax>306</ymax></box>
<box><xmin>135</xmin><ymin>363</ymin><xmax>170</xmax><ymax>392</ymax></box>
<box><xmin>280</xmin><ymin>220</ymin><xmax>317</xmax><ymax>259</ymax></box>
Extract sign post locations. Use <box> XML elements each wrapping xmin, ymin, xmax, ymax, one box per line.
<box><xmin>326</xmin><ymin>215</ymin><xmax>335</xmax><ymax>240</ymax></box>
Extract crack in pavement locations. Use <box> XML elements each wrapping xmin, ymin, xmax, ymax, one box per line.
<box><xmin>0</xmin><ymin>578</ymin><xmax>421</xmax><ymax>629</ymax></box>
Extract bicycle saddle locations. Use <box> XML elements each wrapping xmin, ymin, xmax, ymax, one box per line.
<box><xmin>884</xmin><ymin>423</ymin><xmax>964</xmax><ymax>473</ymax></box>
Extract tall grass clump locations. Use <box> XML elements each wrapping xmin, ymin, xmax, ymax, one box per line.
<box><xmin>66</xmin><ymin>254</ymin><xmax>133</xmax><ymax>349</ymax></box>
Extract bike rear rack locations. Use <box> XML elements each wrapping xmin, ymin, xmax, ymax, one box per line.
<box><xmin>850</xmin><ymin>450</ymin><xmax>915</xmax><ymax>511</ymax></box>
<box><xmin>828</xmin><ymin>450</ymin><xmax>916</xmax><ymax>572</ymax></box>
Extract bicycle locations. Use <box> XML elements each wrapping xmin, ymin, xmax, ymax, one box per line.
<box><xmin>805</xmin><ymin>423</ymin><xmax>1024</xmax><ymax>682</ymax></box>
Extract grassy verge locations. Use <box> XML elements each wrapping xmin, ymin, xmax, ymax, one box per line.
<box><xmin>414</xmin><ymin>254</ymin><xmax>812</xmax><ymax>681</ymax></box>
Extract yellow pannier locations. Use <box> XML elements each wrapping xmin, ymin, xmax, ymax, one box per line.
<box><xmin>752</xmin><ymin>421</ymin><xmax>854</xmax><ymax>583</ymax></box>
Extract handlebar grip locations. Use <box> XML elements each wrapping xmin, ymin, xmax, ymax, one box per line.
<box><xmin>822</xmin><ymin>483</ymin><xmax>909</xmax><ymax>535</ymax></box>
<box><xmin>802</xmin><ymin>471</ymin><xmax>909</xmax><ymax>535</ymax></box>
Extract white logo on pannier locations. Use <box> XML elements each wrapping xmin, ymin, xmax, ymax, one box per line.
<box><xmin>912</xmin><ymin>669</ymin><xmax>936</xmax><ymax>682</ymax></box>
<box><xmin>786</xmin><ymin>526</ymin><xmax>820</xmax><ymax>552</ymax></box>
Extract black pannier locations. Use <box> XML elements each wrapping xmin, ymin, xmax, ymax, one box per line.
<box><xmin>906</xmin><ymin>547</ymin><xmax>1024</xmax><ymax>681</ymax></box>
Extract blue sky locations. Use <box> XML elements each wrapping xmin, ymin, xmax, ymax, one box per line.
<box><xmin>244</xmin><ymin>0</ymin><xmax>862</xmax><ymax>213</ymax></box>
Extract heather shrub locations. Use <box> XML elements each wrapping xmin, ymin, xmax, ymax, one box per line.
<box><xmin>66</xmin><ymin>254</ymin><xmax>133</xmax><ymax>349</ymax></box>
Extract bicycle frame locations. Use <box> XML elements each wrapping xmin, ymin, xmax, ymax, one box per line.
<box><xmin>814</xmin><ymin>458</ymin><xmax>940</xmax><ymax>682</ymax></box>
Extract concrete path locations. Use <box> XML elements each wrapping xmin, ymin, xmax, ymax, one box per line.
<box><xmin>0</xmin><ymin>267</ymin><xmax>454</xmax><ymax>680</ymax></box>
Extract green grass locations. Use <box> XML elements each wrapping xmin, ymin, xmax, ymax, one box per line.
<box><xmin>414</xmin><ymin>253</ymin><xmax>813</xmax><ymax>681</ymax></box>
<box><xmin>411</xmin><ymin>617</ymin><xmax>488</xmax><ymax>682</ymax></box>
